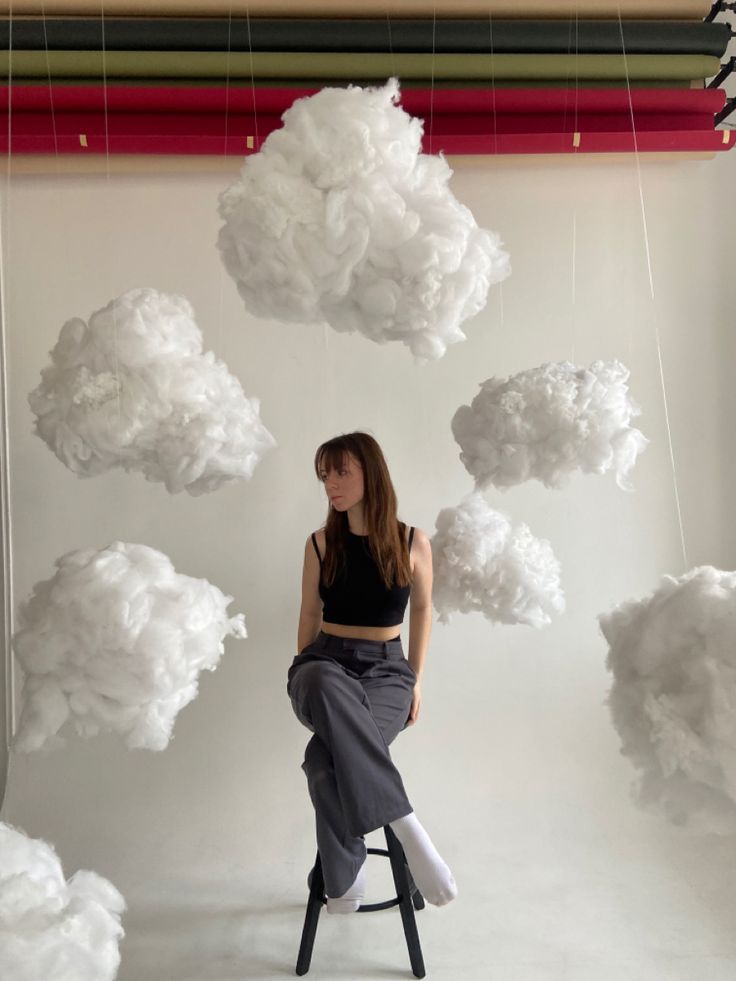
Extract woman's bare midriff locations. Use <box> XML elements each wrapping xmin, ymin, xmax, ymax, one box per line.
<box><xmin>321</xmin><ymin>621</ymin><xmax>402</xmax><ymax>641</ymax></box>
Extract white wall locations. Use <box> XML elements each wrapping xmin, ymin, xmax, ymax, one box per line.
<box><xmin>2</xmin><ymin>146</ymin><xmax>736</xmax><ymax>976</ymax></box>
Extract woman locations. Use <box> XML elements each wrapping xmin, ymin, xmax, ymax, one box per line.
<box><xmin>287</xmin><ymin>432</ymin><xmax>457</xmax><ymax>914</ymax></box>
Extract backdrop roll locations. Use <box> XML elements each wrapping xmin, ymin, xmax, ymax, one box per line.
<box><xmin>0</xmin><ymin>1</ymin><xmax>713</xmax><ymax>18</ymax></box>
<box><xmin>0</xmin><ymin>83</ymin><xmax>725</xmax><ymax>116</ymax></box>
<box><xmin>1</xmin><ymin>18</ymin><xmax>729</xmax><ymax>57</ymax></box>
<box><xmin>0</xmin><ymin>50</ymin><xmax>720</xmax><ymax>82</ymax></box>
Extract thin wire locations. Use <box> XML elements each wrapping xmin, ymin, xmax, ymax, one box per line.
<box><xmin>571</xmin><ymin>9</ymin><xmax>579</xmax><ymax>364</ymax></box>
<box><xmin>217</xmin><ymin>4</ymin><xmax>234</xmax><ymax>351</ymax></box>
<box><xmin>246</xmin><ymin>6</ymin><xmax>259</xmax><ymax>150</ymax></box>
<box><xmin>101</xmin><ymin>2</ymin><xmax>110</xmax><ymax>178</ymax></box>
<box><xmin>222</xmin><ymin>4</ymin><xmax>233</xmax><ymax>155</ymax></box>
<box><xmin>386</xmin><ymin>11</ymin><xmax>396</xmax><ymax>80</ymax></box>
<box><xmin>618</xmin><ymin>7</ymin><xmax>688</xmax><ymax>570</ymax></box>
<box><xmin>573</xmin><ymin>8</ymin><xmax>579</xmax><ymax>137</ymax></box>
<box><xmin>488</xmin><ymin>13</ymin><xmax>497</xmax><ymax>156</ymax></box>
<box><xmin>428</xmin><ymin>7</ymin><xmax>436</xmax><ymax>154</ymax></box>
<box><xmin>617</xmin><ymin>9</ymin><xmax>654</xmax><ymax>300</ymax></box>
<box><xmin>652</xmin><ymin>314</ymin><xmax>689</xmax><ymax>569</ymax></box>
<box><xmin>2</xmin><ymin>2</ymin><xmax>16</xmax><ymax>753</ymax></box>
<box><xmin>571</xmin><ymin>211</ymin><xmax>577</xmax><ymax>363</ymax></box>
<box><xmin>40</xmin><ymin>1</ymin><xmax>59</xmax><ymax>158</ymax></box>
<box><xmin>488</xmin><ymin>13</ymin><xmax>503</xmax><ymax>326</ymax></box>
<box><xmin>100</xmin><ymin>2</ymin><xmax>123</xmax><ymax>471</ymax></box>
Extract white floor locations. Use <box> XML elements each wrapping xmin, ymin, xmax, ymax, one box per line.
<box><xmin>104</xmin><ymin>741</ymin><xmax>736</xmax><ymax>981</ymax></box>
<box><xmin>112</xmin><ymin>810</ymin><xmax>736</xmax><ymax>981</ymax></box>
<box><xmin>7</xmin><ymin>643</ymin><xmax>736</xmax><ymax>981</ymax></box>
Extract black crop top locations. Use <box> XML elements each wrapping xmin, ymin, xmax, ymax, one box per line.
<box><xmin>313</xmin><ymin>526</ymin><xmax>415</xmax><ymax>627</ymax></box>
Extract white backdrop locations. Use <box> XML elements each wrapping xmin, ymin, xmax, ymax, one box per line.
<box><xmin>2</xmin><ymin>147</ymin><xmax>736</xmax><ymax>979</ymax></box>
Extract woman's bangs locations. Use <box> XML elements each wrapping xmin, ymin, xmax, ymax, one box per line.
<box><xmin>315</xmin><ymin>441</ymin><xmax>350</xmax><ymax>479</ymax></box>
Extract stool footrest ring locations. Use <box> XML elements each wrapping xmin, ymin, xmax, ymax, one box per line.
<box><xmin>295</xmin><ymin>824</ymin><xmax>426</xmax><ymax>978</ymax></box>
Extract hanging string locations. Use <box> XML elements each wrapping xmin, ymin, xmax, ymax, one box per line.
<box><xmin>488</xmin><ymin>12</ymin><xmax>497</xmax><ymax>156</ymax></box>
<box><xmin>429</xmin><ymin>6</ymin><xmax>436</xmax><ymax>155</ymax></box>
<box><xmin>222</xmin><ymin>4</ymin><xmax>233</xmax><ymax>156</ymax></box>
<box><xmin>0</xmin><ymin>209</ymin><xmax>14</xmax><ymax>753</ymax></box>
<box><xmin>617</xmin><ymin>11</ymin><xmax>653</xmax><ymax>299</ymax></box>
<box><xmin>618</xmin><ymin>7</ymin><xmax>688</xmax><ymax>571</ymax></box>
<box><xmin>570</xmin><ymin>8</ymin><xmax>579</xmax><ymax>364</ymax></box>
<box><xmin>100</xmin><ymin>1</ymin><xmax>110</xmax><ymax>179</ymax></box>
<box><xmin>100</xmin><ymin>1</ymin><xmax>123</xmax><ymax>473</ymax></box>
<box><xmin>40</xmin><ymin>1</ymin><xmax>59</xmax><ymax>159</ymax></box>
<box><xmin>245</xmin><ymin>6</ymin><xmax>259</xmax><ymax>152</ymax></box>
<box><xmin>1</xmin><ymin>1</ymin><xmax>16</xmax><ymax>748</ymax></box>
<box><xmin>571</xmin><ymin>210</ymin><xmax>577</xmax><ymax>362</ymax></box>
<box><xmin>488</xmin><ymin>12</ymin><xmax>504</xmax><ymax>327</ymax></box>
<box><xmin>386</xmin><ymin>11</ymin><xmax>396</xmax><ymax>80</ymax></box>
<box><xmin>216</xmin><ymin>4</ymin><xmax>234</xmax><ymax>354</ymax></box>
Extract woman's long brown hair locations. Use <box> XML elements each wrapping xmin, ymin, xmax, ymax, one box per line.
<box><xmin>314</xmin><ymin>432</ymin><xmax>412</xmax><ymax>590</ymax></box>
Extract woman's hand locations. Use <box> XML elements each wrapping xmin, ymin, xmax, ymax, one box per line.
<box><xmin>406</xmin><ymin>682</ymin><xmax>422</xmax><ymax>726</ymax></box>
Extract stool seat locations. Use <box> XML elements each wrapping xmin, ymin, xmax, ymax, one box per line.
<box><xmin>295</xmin><ymin>824</ymin><xmax>426</xmax><ymax>978</ymax></box>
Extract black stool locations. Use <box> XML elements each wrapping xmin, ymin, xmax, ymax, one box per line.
<box><xmin>295</xmin><ymin>824</ymin><xmax>426</xmax><ymax>978</ymax></box>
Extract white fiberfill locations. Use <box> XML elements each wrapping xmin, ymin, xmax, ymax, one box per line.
<box><xmin>14</xmin><ymin>542</ymin><xmax>247</xmax><ymax>752</ymax></box>
<box><xmin>218</xmin><ymin>78</ymin><xmax>510</xmax><ymax>361</ymax></box>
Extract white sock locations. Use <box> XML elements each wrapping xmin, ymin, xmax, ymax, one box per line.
<box><xmin>389</xmin><ymin>812</ymin><xmax>457</xmax><ymax>907</ymax></box>
<box><xmin>325</xmin><ymin>860</ymin><xmax>366</xmax><ymax>914</ymax></box>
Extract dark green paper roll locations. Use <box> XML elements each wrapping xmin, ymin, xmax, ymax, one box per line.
<box><xmin>1</xmin><ymin>18</ymin><xmax>730</xmax><ymax>57</ymax></box>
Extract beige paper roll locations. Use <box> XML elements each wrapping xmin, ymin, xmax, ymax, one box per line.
<box><xmin>4</xmin><ymin>152</ymin><xmax>716</xmax><ymax>176</ymax></box>
<box><xmin>0</xmin><ymin>1</ymin><xmax>713</xmax><ymax>18</ymax></box>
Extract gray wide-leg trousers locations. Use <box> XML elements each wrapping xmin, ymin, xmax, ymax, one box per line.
<box><xmin>287</xmin><ymin>630</ymin><xmax>417</xmax><ymax>897</ymax></box>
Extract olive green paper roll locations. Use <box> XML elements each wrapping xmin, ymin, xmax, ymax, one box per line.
<box><xmin>9</xmin><ymin>77</ymin><xmax>697</xmax><ymax>89</ymax></box>
<box><xmin>0</xmin><ymin>0</ymin><xmax>714</xmax><ymax>17</ymax></box>
<box><xmin>0</xmin><ymin>50</ymin><xmax>720</xmax><ymax>82</ymax></box>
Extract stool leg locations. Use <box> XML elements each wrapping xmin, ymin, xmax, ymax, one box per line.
<box><xmin>404</xmin><ymin>862</ymin><xmax>426</xmax><ymax>911</ymax></box>
<box><xmin>296</xmin><ymin>852</ymin><xmax>324</xmax><ymax>976</ymax></box>
<box><xmin>384</xmin><ymin>826</ymin><xmax>426</xmax><ymax>979</ymax></box>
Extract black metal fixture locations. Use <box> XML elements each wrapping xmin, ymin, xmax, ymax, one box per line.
<box><xmin>706</xmin><ymin>0</ymin><xmax>736</xmax><ymax>21</ymax></box>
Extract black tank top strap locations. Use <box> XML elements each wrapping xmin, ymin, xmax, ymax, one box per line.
<box><xmin>311</xmin><ymin>532</ymin><xmax>323</xmax><ymax>566</ymax></box>
<box><xmin>408</xmin><ymin>526</ymin><xmax>415</xmax><ymax>551</ymax></box>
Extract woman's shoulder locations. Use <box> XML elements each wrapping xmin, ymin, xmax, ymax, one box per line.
<box><xmin>401</xmin><ymin>521</ymin><xmax>431</xmax><ymax>558</ymax></box>
<box><xmin>401</xmin><ymin>522</ymin><xmax>430</xmax><ymax>550</ymax></box>
<box><xmin>306</xmin><ymin>527</ymin><xmax>327</xmax><ymax>551</ymax></box>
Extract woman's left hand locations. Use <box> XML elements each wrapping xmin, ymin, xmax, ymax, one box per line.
<box><xmin>406</xmin><ymin>683</ymin><xmax>422</xmax><ymax>726</ymax></box>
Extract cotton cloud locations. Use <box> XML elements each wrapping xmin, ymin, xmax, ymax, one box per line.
<box><xmin>0</xmin><ymin>821</ymin><xmax>125</xmax><ymax>981</ymax></box>
<box><xmin>431</xmin><ymin>493</ymin><xmax>564</xmax><ymax>627</ymax></box>
<box><xmin>601</xmin><ymin>566</ymin><xmax>736</xmax><ymax>833</ymax></box>
<box><xmin>29</xmin><ymin>288</ymin><xmax>275</xmax><ymax>494</ymax></box>
<box><xmin>452</xmin><ymin>360</ymin><xmax>647</xmax><ymax>490</ymax></box>
<box><xmin>217</xmin><ymin>78</ymin><xmax>510</xmax><ymax>362</ymax></box>
<box><xmin>13</xmin><ymin>542</ymin><xmax>247</xmax><ymax>752</ymax></box>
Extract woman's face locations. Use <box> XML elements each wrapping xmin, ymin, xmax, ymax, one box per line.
<box><xmin>319</xmin><ymin>452</ymin><xmax>365</xmax><ymax>513</ymax></box>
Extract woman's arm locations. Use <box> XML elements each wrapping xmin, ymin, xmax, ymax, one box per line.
<box><xmin>406</xmin><ymin>528</ymin><xmax>433</xmax><ymax>725</ymax></box>
<box><xmin>297</xmin><ymin>534</ymin><xmax>323</xmax><ymax>654</ymax></box>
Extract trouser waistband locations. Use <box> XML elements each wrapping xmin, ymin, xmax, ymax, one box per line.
<box><xmin>316</xmin><ymin>630</ymin><xmax>402</xmax><ymax>656</ymax></box>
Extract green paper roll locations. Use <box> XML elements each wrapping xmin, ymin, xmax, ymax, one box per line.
<box><xmin>2</xmin><ymin>18</ymin><xmax>730</xmax><ymax>57</ymax></box>
<box><xmin>0</xmin><ymin>50</ymin><xmax>720</xmax><ymax>82</ymax></box>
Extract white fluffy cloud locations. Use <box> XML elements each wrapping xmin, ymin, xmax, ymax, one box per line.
<box><xmin>431</xmin><ymin>493</ymin><xmax>565</xmax><ymax>627</ymax></box>
<box><xmin>0</xmin><ymin>822</ymin><xmax>125</xmax><ymax>981</ymax></box>
<box><xmin>601</xmin><ymin>566</ymin><xmax>736</xmax><ymax>834</ymax></box>
<box><xmin>217</xmin><ymin>77</ymin><xmax>510</xmax><ymax>362</ymax></box>
<box><xmin>452</xmin><ymin>360</ymin><xmax>647</xmax><ymax>490</ymax></box>
<box><xmin>13</xmin><ymin>542</ymin><xmax>247</xmax><ymax>752</ymax></box>
<box><xmin>29</xmin><ymin>288</ymin><xmax>276</xmax><ymax>495</ymax></box>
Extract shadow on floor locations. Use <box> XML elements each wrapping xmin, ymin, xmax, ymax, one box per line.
<box><xmin>117</xmin><ymin>898</ymin><xmax>415</xmax><ymax>980</ymax></box>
